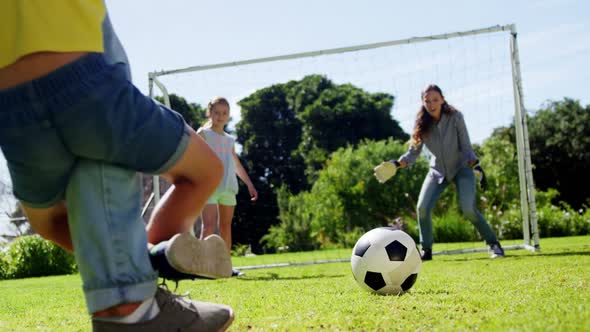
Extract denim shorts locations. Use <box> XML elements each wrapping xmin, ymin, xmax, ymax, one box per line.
<box><xmin>0</xmin><ymin>53</ymin><xmax>189</xmax><ymax>208</ymax></box>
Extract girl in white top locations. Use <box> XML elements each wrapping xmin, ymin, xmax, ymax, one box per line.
<box><xmin>198</xmin><ymin>97</ymin><xmax>258</xmax><ymax>260</ymax></box>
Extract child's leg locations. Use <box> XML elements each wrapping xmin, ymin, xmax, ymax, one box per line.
<box><xmin>21</xmin><ymin>161</ymin><xmax>157</xmax><ymax>314</ymax></box>
<box><xmin>200</xmin><ymin>204</ymin><xmax>219</xmax><ymax>239</ymax></box>
<box><xmin>25</xmin><ymin>202</ymin><xmax>73</xmax><ymax>252</ymax></box>
<box><xmin>217</xmin><ymin>205</ymin><xmax>235</xmax><ymax>252</ymax></box>
<box><xmin>66</xmin><ymin>160</ymin><xmax>158</xmax><ymax>314</ymax></box>
<box><xmin>146</xmin><ymin>131</ymin><xmax>223</xmax><ymax>244</ymax></box>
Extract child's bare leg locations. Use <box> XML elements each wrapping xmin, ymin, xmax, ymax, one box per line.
<box><xmin>25</xmin><ymin>203</ymin><xmax>73</xmax><ymax>252</ymax></box>
<box><xmin>146</xmin><ymin>130</ymin><xmax>222</xmax><ymax>244</ymax></box>
<box><xmin>217</xmin><ymin>205</ymin><xmax>235</xmax><ymax>252</ymax></box>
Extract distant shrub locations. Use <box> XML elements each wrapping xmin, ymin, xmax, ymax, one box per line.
<box><xmin>4</xmin><ymin>235</ymin><xmax>77</xmax><ymax>279</ymax></box>
<box><xmin>0</xmin><ymin>250</ymin><xmax>8</xmax><ymax>280</ymax></box>
<box><xmin>432</xmin><ymin>210</ymin><xmax>479</xmax><ymax>243</ymax></box>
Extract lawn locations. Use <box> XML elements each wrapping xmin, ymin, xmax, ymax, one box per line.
<box><xmin>0</xmin><ymin>236</ymin><xmax>588</xmax><ymax>331</ymax></box>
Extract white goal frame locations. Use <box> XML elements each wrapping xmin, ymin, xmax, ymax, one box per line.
<box><xmin>147</xmin><ymin>24</ymin><xmax>540</xmax><ymax>260</ymax></box>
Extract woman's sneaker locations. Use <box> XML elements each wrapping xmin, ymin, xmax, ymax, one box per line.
<box><xmin>420</xmin><ymin>248</ymin><xmax>432</xmax><ymax>261</ymax></box>
<box><xmin>150</xmin><ymin>233</ymin><xmax>232</xmax><ymax>279</ymax></box>
<box><xmin>92</xmin><ymin>286</ymin><xmax>234</xmax><ymax>331</ymax></box>
<box><xmin>489</xmin><ymin>243</ymin><xmax>505</xmax><ymax>258</ymax></box>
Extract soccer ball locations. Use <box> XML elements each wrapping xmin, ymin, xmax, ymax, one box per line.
<box><xmin>351</xmin><ymin>227</ymin><xmax>421</xmax><ymax>295</ymax></box>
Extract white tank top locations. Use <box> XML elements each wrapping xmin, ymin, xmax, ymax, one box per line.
<box><xmin>198</xmin><ymin>128</ymin><xmax>239</xmax><ymax>194</ymax></box>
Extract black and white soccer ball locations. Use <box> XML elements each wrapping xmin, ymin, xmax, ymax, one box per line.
<box><xmin>351</xmin><ymin>227</ymin><xmax>421</xmax><ymax>295</ymax></box>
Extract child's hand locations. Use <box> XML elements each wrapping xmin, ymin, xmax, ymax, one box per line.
<box><xmin>248</xmin><ymin>185</ymin><xmax>258</xmax><ymax>201</ymax></box>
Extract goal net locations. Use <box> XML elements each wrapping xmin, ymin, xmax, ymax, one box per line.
<box><xmin>147</xmin><ymin>24</ymin><xmax>539</xmax><ymax>269</ymax></box>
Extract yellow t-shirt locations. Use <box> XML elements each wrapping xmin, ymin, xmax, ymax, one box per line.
<box><xmin>0</xmin><ymin>0</ymin><xmax>106</xmax><ymax>68</ymax></box>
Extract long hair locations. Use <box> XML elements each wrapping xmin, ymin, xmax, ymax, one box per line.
<box><xmin>411</xmin><ymin>84</ymin><xmax>458</xmax><ymax>145</ymax></box>
<box><xmin>201</xmin><ymin>96</ymin><xmax>230</xmax><ymax>129</ymax></box>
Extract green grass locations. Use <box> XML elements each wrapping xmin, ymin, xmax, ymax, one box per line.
<box><xmin>1</xmin><ymin>236</ymin><xmax>589</xmax><ymax>331</ymax></box>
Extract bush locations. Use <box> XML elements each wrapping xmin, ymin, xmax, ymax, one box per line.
<box><xmin>262</xmin><ymin>187</ymin><xmax>319</xmax><ymax>252</ymax></box>
<box><xmin>4</xmin><ymin>235</ymin><xmax>77</xmax><ymax>279</ymax></box>
<box><xmin>433</xmin><ymin>210</ymin><xmax>479</xmax><ymax>243</ymax></box>
<box><xmin>0</xmin><ymin>250</ymin><xmax>8</xmax><ymax>280</ymax></box>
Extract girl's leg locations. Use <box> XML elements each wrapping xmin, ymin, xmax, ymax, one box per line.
<box><xmin>455</xmin><ymin>167</ymin><xmax>498</xmax><ymax>245</ymax></box>
<box><xmin>217</xmin><ymin>205</ymin><xmax>236</xmax><ymax>252</ymax></box>
<box><xmin>200</xmin><ymin>204</ymin><xmax>219</xmax><ymax>239</ymax></box>
<box><xmin>416</xmin><ymin>174</ymin><xmax>448</xmax><ymax>250</ymax></box>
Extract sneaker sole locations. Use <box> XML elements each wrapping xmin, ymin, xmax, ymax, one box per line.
<box><xmin>166</xmin><ymin>233</ymin><xmax>233</xmax><ymax>279</ymax></box>
<box><xmin>220</xmin><ymin>307</ymin><xmax>235</xmax><ymax>332</ymax></box>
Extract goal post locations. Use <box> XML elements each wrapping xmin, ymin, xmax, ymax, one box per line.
<box><xmin>146</xmin><ymin>24</ymin><xmax>540</xmax><ymax>264</ymax></box>
<box><xmin>508</xmin><ymin>25</ymin><xmax>540</xmax><ymax>252</ymax></box>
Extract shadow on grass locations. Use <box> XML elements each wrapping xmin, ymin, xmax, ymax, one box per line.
<box><xmin>236</xmin><ymin>272</ymin><xmax>346</xmax><ymax>281</ymax></box>
<box><xmin>510</xmin><ymin>250</ymin><xmax>590</xmax><ymax>258</ymax></box>
<box><xmin>438</xmin><ymin>249</ymin><xmax>590</xmax><ymax>262</ymax></box>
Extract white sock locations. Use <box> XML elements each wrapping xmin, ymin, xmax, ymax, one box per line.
<box><xmin>93</xmin><ymin>297</ymin><xmax>160</xmax><ymax>324</ymax></box>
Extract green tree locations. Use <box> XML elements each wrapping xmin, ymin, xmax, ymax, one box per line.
<box><xmin>234</xmin><ymin>84</ymin><xmax>307</xmax><ymax>252</ymax></box>
<box><xmin>154</xmin><ymin>93</ymin><xmax>207</xmax><ymax>130</ymax></box>
<box><xmin>526</xmin><ymin>98</ymin><xmax>590</xmax><ymax>208</ymax></box>
<box><xmin>297</xmin><ymin>82</ymin><xmax>408</xmax><ymax>180</ymax></box>
<box><xmin>234</xmin><ymin>75</ymin><xmax>409</xmax><ymax>252</ymax></box>
<box><xmin>236</xmin><ymin>83</ymin><xmax>307</xmax><ymax>194</ymax></box>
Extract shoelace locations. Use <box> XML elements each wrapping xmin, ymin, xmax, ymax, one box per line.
<box><xmin>159</xmin><ymin>278</ymin><xmax>180</xmax><ymax>292</ymax></box>
<box><xmin>158</xmin><ymin>282</ymin><xmax>196</xmax><ymax>312</ymax></box>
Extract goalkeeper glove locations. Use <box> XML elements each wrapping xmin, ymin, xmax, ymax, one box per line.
<box><xmin>373</xmin><ymin>160</ymin><xmax>400</xmax><ymax>183</ymax></box>
<box><xmin>472</xmin><ymin>160</ymin><xmax>488</xmax><ymax>191</ymax></box>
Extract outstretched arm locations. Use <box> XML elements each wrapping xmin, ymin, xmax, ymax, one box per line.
<box><xmin>398</xmin><ymin>140</ymin><xmax>423</xmax><ymax>168</ymax></box>
<box><xmin>233</xmin><ymin>148</ymin><xmax>258</xmax><ymax>201</ymax></box>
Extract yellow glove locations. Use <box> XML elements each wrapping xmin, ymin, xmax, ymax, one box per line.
<box><xmin>373</xmin><ymin>161</ymin><xmax>399</xmax><ymax>183</ymax></box>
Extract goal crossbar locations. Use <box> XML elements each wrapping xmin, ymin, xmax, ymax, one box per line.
<box><xmin>149</xmin><ymin>24</ymin><xmax>514</xmax><ymax>79</ymax></box>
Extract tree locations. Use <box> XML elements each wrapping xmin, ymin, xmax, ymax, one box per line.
<box><xmin>234</xmin><ymin>83</ymin><xmax>307</xmax><ymax>252</ymax></box>
<box><xmin>297</xmin><ymin>83</ymin><xmax>408</xmax><ymax>179</ymax></box>
<box><xmin>526</xmin><ymin>98</ymin><xmax>590</xmax><ymax>208</ymax></box>
<box><xmin>154</xmin><ymin>93</ymin><xmax>207</xmax><ymax>130</ymax></box>
<box><xmin>236</xmin><ymin>83</ymin><xmax>308</xmax><ymax>194</ymax></box>
<box><xmin>233</xmin><ymin>75</ymin><xmax>409</xmax><ymax>251</ymax></box>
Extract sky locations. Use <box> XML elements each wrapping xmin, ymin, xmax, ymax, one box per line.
<box><xmin>1</xmin><ymin>0</ymin><xmax>589</xmax><ymax>234</ymax></box>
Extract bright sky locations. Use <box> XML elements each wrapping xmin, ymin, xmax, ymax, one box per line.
<box><xmin>104</xmin><ymin>0</ymin><xmax>589</xmax><ymax>143</ymax></box>
<box><xmin>1</xmin><ymin>0</ymin><xmax>589</xmax><ymax>233</ymax></box>
<box><xmin>105</xmin><ymin>0</ymin><xmax>588</xmax><ymax>107</ymax></box>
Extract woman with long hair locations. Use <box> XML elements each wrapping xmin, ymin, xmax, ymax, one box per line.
<box><xmin>373</xmin><ymin>84</ymin><xmax>504</xmax><ymax>260</ymax></box>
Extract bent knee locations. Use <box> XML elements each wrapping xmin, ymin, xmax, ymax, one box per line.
<box><xmin>164</xmin><ymin>130</ymin><xmax>224</xmax><ymax>185</ymax></box>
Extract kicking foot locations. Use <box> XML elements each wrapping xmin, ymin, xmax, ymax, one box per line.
<box><xmin>150</xmin><ymin>233</ymin><xmax>232</xmax><ymax>279</ymax></box>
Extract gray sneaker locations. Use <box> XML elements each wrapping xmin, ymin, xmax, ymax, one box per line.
<box><xmin>93</xmin><ymin>286</ymin><xmax>234</xmax><ymax>331</ymax></box>
<box><xmin>167</xmin><ymin>233</ymin><xmax>233</xmax><ymax>279</ymax></box>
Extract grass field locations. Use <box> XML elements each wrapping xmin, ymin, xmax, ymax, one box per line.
<box><xmin>0</xmin><ymin>236</ymin><xmax>588</xmax><ymax>331</ymax></box>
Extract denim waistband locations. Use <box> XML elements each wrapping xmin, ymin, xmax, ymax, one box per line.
<box><xmin>0</xmin><ymin>53</ymin><xmax>109</xmax><ymax>109</ymax></box>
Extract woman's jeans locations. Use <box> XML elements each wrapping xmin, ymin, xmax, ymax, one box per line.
<box><xmin>416</xmin><ymin>166</ymin><xmax>498</xmax><ymax>249</ymax></box>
